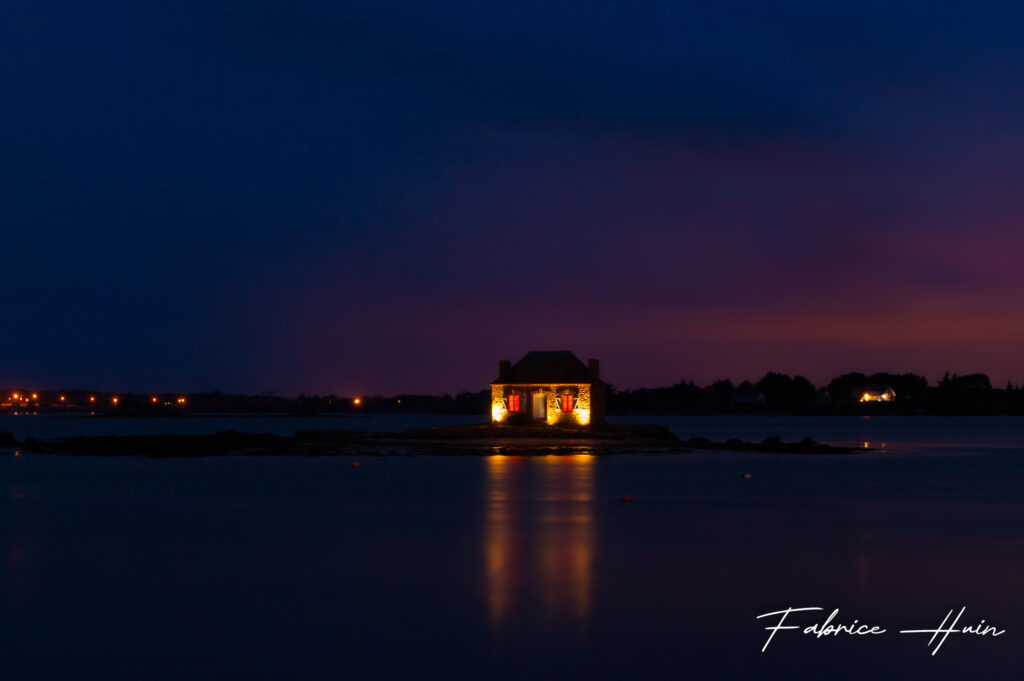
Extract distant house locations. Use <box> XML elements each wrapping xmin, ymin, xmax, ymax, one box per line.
<box><xmin>730</xmin><ymin>386</ymin><xmax>765</xmax><ymax>406</ymax></box>
<box><xmin>859</xmin><ymin>386</ymin><xmax>896</xmax><ymax>403</ymax></box>
<box><xmin>491</xmin><ymin>351</ymin><xmax>605</xmax><ymax>427</ymax></box>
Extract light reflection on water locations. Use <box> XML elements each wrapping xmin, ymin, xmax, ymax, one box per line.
<box><xmin>485</xmin><ymin>455</ymin><xmax>596</xmax><ymax>624</ymax></box>
<box><xmin>3</xmin><ymin>431</ymin><xmax>1024</xmax><ymax>680</ymax></box>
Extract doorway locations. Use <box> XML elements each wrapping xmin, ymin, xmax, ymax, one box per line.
<box><xmin>531</xmin><ymin>392</ymin><xmax>546</xmax><ymax>421</ymax></box>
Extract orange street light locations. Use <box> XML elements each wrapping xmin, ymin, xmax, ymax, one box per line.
<box><xmin>353</xmin><ymin>397</ymin><xmax>362</xmax><ymax>406</ymax></box>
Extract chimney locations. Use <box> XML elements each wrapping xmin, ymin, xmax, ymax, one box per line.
<box><xmin>587</xmin><ymin>359</ymin><xmax>600</xmax><ymax>382</ymax></box>
<box><xmin>498</xmin><ymin>360</ymin><xmax>510</xmax><ymax>379</ymax></box>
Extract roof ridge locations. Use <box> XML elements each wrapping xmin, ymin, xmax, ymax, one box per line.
<box><xmin>492</xmin><ymin>351</ymin><xmax>598</xmax><ymax>384</ymax></box>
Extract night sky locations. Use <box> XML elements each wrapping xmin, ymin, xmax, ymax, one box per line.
<box><xmin>5</xmin><ymin>1</ymin><xmax>1024</xmax><ymax>395</ymax></box>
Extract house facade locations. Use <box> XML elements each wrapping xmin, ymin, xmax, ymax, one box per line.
<box><xmin>490</xmin><ymin>351</ymin><xmax>605</xmax><ymax>427</ymax></box>
<box><xmin>859</xmin><ymin>386</ymin><xmax>896</xmax><ymax>402</ymax></box>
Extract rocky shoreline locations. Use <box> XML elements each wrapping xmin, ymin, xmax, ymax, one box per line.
<box><xmin>0</xmin><ymin>424</ymin><xmax>865</xmax><ymax>457</ymax></box>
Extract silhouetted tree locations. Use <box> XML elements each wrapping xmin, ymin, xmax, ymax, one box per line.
<box><xmin>756</xmin><ymin>372</ymin><xmax>816</xmax><ymax>406</ymax></box>
<box><xmin>826</xmin><ymin>373</ymin><xmax>870</xmax><ymax>405</ymax></box>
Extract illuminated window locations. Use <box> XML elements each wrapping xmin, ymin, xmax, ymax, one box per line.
<box><xmin>561</xmin><ymin>394</ymin><xmax>574</xmax><ymax>413</ymax></box>
<box><xmin>507</xmin><ymin>394</ymin><xmax>520</xmax><ymax>412</ymax></box>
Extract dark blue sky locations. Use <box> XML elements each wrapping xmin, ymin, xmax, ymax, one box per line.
<box><xmin>4</xmin><ymin>1</ymin><xmax>1024</xmax><ymax>395</ymax></box>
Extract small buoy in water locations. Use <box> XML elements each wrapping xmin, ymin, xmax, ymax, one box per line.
<box><xmin>351</xmin><ymin>461</ymin><xmax>362</xmax><ymax>468</ymax></box>
<box><xmin>742</xmin><ymin>473</ymin><xmax>752</xmax><ymax>479</ymax></box>
<box><xmin>618</xmin><ymin>494</ymin><xmax>632</xmax><ymax>502</ymax></box>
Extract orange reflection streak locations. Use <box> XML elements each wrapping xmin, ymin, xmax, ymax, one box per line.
<box><xmin>484</xmin><ymin>455</ymin><xmax>522</xmax><ymax>625</ymax></box>
<box><xmin>484</xmin><ymin>454</ymin><xmax>596</xmax><ymax>625</ymax></box>
<box><xmin>536</xmin><ymin>455</ymin><xmax>595</xmax><ymax>619</ymax></box>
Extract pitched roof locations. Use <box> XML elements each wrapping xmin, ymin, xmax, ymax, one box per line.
<box><xmin>493</xmin><ymin>351</ymin><xmax>597</xmax><ymax>384</ymax></box>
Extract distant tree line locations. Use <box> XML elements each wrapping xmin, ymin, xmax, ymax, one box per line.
<box><xmin>607</xmin><ymin>371</ymin><xmax>1023</xmax><ymax>414</ymax></box>
<box><xmin>0</xmin><ymin>389</ymin><xmax>492</xmax><ymax>416</ymax></box>
<box><xmin>194</xmin><ymin>372</ymin><xmax>1024</xmax><ymax>415</ymax></box>
<box><xmin>5</xmin><ymin>372</ymin><xmax>1024</xmax><ymax>416</ymax></box>
<box><xmin>293</xmin><ymin>392</ymin><xmax>489</xmax><ymax>415</ymax></box>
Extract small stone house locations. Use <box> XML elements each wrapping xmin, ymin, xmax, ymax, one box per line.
<box><xmin>490</xmin><ymin>351</ymin><xmax>605</xmax><ymax>427</ymax></box>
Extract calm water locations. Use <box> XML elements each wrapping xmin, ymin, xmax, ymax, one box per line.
<box><xmin>2</xmin><ymin>415</ymin><xmax>1022</xmax><ymax>679</ymax></box>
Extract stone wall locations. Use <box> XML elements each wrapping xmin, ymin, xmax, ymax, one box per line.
<box><xmin>491</xmin><ymin>383</ymin><xmax>591</xmax><ymax>426</ymax></box>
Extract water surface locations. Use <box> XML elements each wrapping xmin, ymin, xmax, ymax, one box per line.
<box><xmin>2</xmin><ymin>416</ymin><xmax>1022</xmax><ymax>679</ymax></box>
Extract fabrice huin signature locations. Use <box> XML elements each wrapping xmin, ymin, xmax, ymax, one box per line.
<box><xmin>757</xmin><ymin>606</ymin><xmax>1005</xmax><ymax>655</ymax></box>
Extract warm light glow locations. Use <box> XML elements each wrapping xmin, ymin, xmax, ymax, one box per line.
<box><xmin>112</xmin><ymin>396</ymin><xmax>119</xmax><ymax>405</ymax></box>
<box><xmin>177</xmin><ymin>397</ymin><xmax>186</xmax><ymax>404</ymax></box>
<box><xmin>31</xmin><ymin>393</ymin><xmax>38</xmax><ymax>400</ymax></box>
<box><xmin>490</xmin><ymin>385</ymin><xmax>507</xmax><ymax>422</ymax></box>
<box><xmin>89</xmin><ymin>396</ymin><xmax>96</xmax><ymax>403</ymax></box>
<box><xmin>547</xmin><ymin>385</ymin><xmax>592</xmax><ymax>426</ymax></box>
<box><xmin>59</xmin><ymin>395</ymin><xmax>66</xmax><ymax>401</ymax></box>
<box><xmin>151</xmin><ymin>396</ymin><xmax>158</xmax><ymax>403</ymax></box>
<box><xmin>12</xmin><ymin>393</ymin><xmax>20</xmax><ymax>400</ymax></box>
<box><xmin>353</xmin><ymin>397</ymin><xmax>362</xmax><ymax>406</ymax></box>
